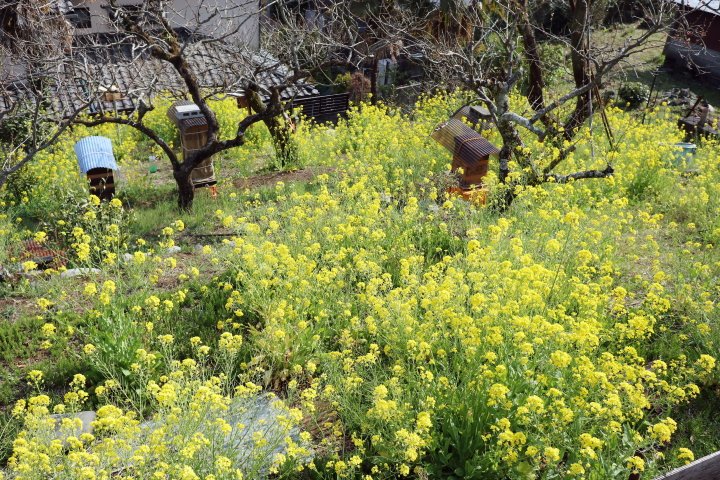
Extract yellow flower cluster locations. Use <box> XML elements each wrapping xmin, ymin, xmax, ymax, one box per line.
<box><xmin>9</xmin><ymin>344</ymin><xmax>312</xmax><ymax>479</ymax></box>
<box><xmin>4</xmin><ymin>92</ymin><xmax>720</xmax><ymax>479</ymax></box>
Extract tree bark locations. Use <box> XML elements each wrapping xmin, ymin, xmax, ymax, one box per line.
<box><xmin>494</xmin><ymin>90</ymin><xmax>541</xmax><ymax>185</ymax></box>
<box><xmin>545</xmin><ymin>164</ymin><xmax>614</xmax><ymax>183</ymax></box>
<box><xmin>174</xmin><ymin>164</ymin><xmax>195</xmax><ymax>211</ymax></box>
<box><xmin>492</xmin><ymin>87</ymin><xmax>543</xmax><ymax>211</ymax></box>
<box><xmin>247</xmin><ymin>90</ymin><xmax>296</xmax><ymax>169</ymax></box>
<box><xmin>370</xmin><ymin>55</ymin><xmax>380</xmax><ymax>105</ymax></box>
<box><xmin>566</xmin><ymin>0</ymin><xmax>592</xmax><ymax>135</ymax></box>
<box><xmin>517</xmin><ymin>0</ymin><xmax>545</xmax><ymax>112</ymax></box>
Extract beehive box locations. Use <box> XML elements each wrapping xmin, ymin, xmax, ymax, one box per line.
<box><xmin>167</xmin><ymin>101</ymin><xmax>216</xmax><ymax>187</ymax></box>
<box><xmin>74</xmin><ymin>136</ymin><xmax>118</xmax><ymax>200</ymax></box>
<box><xmin>167</xmin><ymin>101</ymin><xmax>209</xmax><ymax>137</ymax></box>
<box><xmin>430</xmin><ymin>118</ymin><xmax>500</xmax><ymax>189</ymax></box>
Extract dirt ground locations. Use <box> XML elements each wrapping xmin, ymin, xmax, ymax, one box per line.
<box><xmin>233</xmin><ymin>166</ymin><xmax>335</xmax><ymax>191</ymax></box>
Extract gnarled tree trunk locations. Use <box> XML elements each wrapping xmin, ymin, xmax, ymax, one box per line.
<box><xmin>247</xmin><ymin>90</ymin><xmax>297</xmax><ymax>170</ymax></box>
<box><xmin>517</xmin><ymin>0</ymin><xmax>545</xmax><ymax>112</ymax></box>
<box><xmin>173</xmin><ymin>166</ymin><xmax>194</xmax><ymax>211</ymax></box>
<box><xmin>370</xmin><ymin>55</ymin><xmax>380</xmax><ymax>105</ymax></box>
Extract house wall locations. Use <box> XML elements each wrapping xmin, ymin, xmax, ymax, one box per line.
<box><xmin>664</xmin><ymin>8</ymin><xmax>720</xmax><ymax>82</ymax></box>
<box><xmin>68</xmin><ymin>0</ymin><xmax>259</xmax><ymax>49</ymax></box>
<box><xmin>681</xmin><ymin>8</ymin><xmax>720</xmax><ymax>52</ymax></box>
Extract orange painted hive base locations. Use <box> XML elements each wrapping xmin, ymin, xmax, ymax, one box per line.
<box><xmin>447</xmin><ymin>186</ymin><xmax>488</xmax><ymax>205</ymax></box>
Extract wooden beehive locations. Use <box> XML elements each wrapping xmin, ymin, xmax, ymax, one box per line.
<box><xmin>74</xmin><ymin>136</ymin><xmax>118</xmax><ymax>201</ymax></box>
<box><xmin>167</xmin><ymin>101</ymin><xmax>217</xmax><ymax>188</ymax></box>
<box><xmin>100</xmin><ymin>85</ymin><xmax>124</xmax><ymax>102</ymax></box>
<box><xmin>430</xmin><ymin>118</ymin><xmax>500</xmax><ymax>189</ymax></box>
<box><xmin>167</xmin><ymin>101</ymin><xmax>208</xmax><ymax>137</ymax></box>
<box><xmin>103</xmin><ymin>92</ymin><xmax>123</xmax><ymax>102</ymax></box>
<box><xmin>234</xmin><ymin>93</ymin><xmax>249</xmax><ymax>109</ymax></box>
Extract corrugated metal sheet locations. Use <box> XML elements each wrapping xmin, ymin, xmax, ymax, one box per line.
<box><xmin>672</xmin><ymin>0</ymin><xmax>720</xmax><ymax>14</ymax></box>
<box><xmin>431</xmin><ymin>119</ymin><xmax>499</xmax><ymax>188</ymax></box>
<box><xmin>74</xmin><ymin>136</ymin><xmax>118</xmax><ymax>173</ymax></box>
<box><xmin>431</xmin><ymin>119</ymin><xmax>500</xmax><ymax>159</ymax></box>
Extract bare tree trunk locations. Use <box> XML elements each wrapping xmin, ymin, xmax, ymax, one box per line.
<box><xmin>566</xmin><ymin>0</ymin><xmax>592</xmax><ymax>135</ymax></box>
<box><xmin>492</xmin><ymin>87</ymin><xmax>544</xmax><ymax>210</ymax></box>
<box><xmin>517</xmin><ymin>0</ymin><xmax>545</xmax><ymax>112</ymax></box>
<box><xmin>494</xmin><ymin>117</ymin><xmax>524</xmax><ymax>210</ymax></box>
<box><xmin>370</xmin><ymin>55</ymin><xmax>380</xmax><ymax>105</ymax></box>
<box><xmin>495</xmin><ymin>89</ymin><xmax>541</xmax><ymax>186</ymax></box>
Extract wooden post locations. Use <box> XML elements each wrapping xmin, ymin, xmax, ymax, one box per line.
<box><xmin>652</xmin><ymin>450</ymin><xmax>720</xmax><ymax>480</ymax></box>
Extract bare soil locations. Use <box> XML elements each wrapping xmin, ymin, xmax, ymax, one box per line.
<box><xmin>233</xmin><ymin>166</ymin><xmax>335</xmax><ymax>191</ymax></box>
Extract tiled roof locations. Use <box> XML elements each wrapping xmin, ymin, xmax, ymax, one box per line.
<box><xmin>0</xmin><ymin>65</ymin><xmax>93</xmax><ymax>120</ymax></box>
<box><xmin>1</xmin><ymin>38</ymin><xmax>319</xmax><ymax>118</ymax></box>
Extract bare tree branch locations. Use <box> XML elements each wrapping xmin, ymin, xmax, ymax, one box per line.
<box><xmin>379</xmin><ymin>0</ymin><xmax>682</xmax><ymax>203</ymax></box>
<box><xmin>545</xmin><ymin>164</ymin><xmax>615</xmax><ymax>183</ymax></box>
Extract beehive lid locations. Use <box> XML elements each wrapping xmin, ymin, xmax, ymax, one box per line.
<box><xmin>431</xmin><ymin>118</ymin><xmax>500</xmax><ymax>167</ymax></box>
<box><xmin>167</xmin><ymin>100</ymin><xmax>208</xmax><ymax>134</ymax></box>
<box><xmin>74</xmin><ymin>136</ymin><xmax>118</xmax><ymax>174</ymax></box>
<box><xmin>175</xmin><ymin>104</ymin><xmax>202</xmax><ymax>118</ymax></box>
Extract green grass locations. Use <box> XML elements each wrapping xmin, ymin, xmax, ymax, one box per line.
<box><xmin>645</xmin><ymin>387</ymin><xmax>720</xmax><ymax>477</ymax></box>
<box><xmin>544</xmin><ymin>22</ymin><xmax>720</xmax><ymax>113</ymax></box>
<box><xmin>0</xmin><ymin>311</ymin><xmax>86</xmax><ymax>404</ymax></box>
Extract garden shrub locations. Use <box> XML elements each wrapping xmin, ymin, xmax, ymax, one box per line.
<box><xmin>618</xmin><ymin>82</ymin><xmax>650</xmax><ymax>109</ymax></box>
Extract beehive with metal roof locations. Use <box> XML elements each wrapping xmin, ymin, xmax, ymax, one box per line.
<box><xmin>167</xmin><ymin>101</ymin><xmax>208</xmax><ymax>135</ymax></box>
<box><xmin>74</xmin><ymin>136</ymin><xmax>118</xmax><ymax>200</ymax></box>
<box><xmin>431</xmin><ymin>118</ymin><xmax>500</xmax><ymax>188</ymax></box>
<box><xmin>167</xmin><ymin>100</ymin><xmax>217</xmax><ymax>188</ymax></box>
<box><xmin>74</xmin><ymin>136</ymin><xmax>118</xmax><ymax>173</ymax></box>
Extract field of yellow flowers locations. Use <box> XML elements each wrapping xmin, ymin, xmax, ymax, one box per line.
<box><xmin>0</xmin><ymin>91</ymin><xmax>719</xmax><ymax>480</ymax></box>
